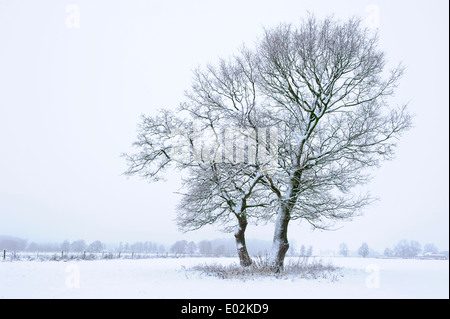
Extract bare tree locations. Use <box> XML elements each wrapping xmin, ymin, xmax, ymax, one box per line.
<box><xmin>358</xmin><ymin>242</ymin><xmax>370</xmax><ymax>258</ymax></box>
<box><xmin>299</xmin><ymin>244</ymin><xmax>306</xmax><ymax>257</ymax></box>
<box><xmin>339</xmin><ymin>242</ymin><xmax>349</xmax><ymax>257</ymax></box>
<box><xmin>61</xmin><ymin>240</ymin><xmax>71</xmax><ymax>252</ymax></box>
<box><xmin>306</xmin><ymin>245</ymin><xmax>313</xmax><ymax>257</ymax></box>
<box><xmin>123</xmin><ymin>52</ymin><xmax>273</xmax><ymax>267</ymax></box>
<box><xmin>253</xmin><ymin>16</ymin><xmax>411</xmax><ymax>271</ymax></box>
<box><xmin>198</xmin><ymin>240</ymin><xmax>212</xmax><ymax>256</ymax></box>
<box><xmin>87</xmin><ymin>240</ymin><xmax>103</xmax><ymax>253</ymax></box>
<box><xmin>384</xmin><ymin>247</ymin><xmax>394</xmax><ymax>257</ymax></box>
<box><xmin>186</xmin><ymin>241</ymin><xmax>197</xmax><ymax>255</ymax></box>
<box><xmin>170</xmin><ymin>240</ymin><xmax>188</xmax><ymax>255</ymax></box>
<box><xmin>71</xmin><ymin>240</ymin><xmax>87</xmax><ymax>253</ymax></box>
<box><xmin>394</xmin><ymin>239</ymin><xmax>422</xmax><ymax>258</ymax></box>
<box><xmin>423</xmin><ymin>243</ymin><xmax>439</xmax><ymax>255</ymax></box>
<box><xmin>123</xmin><ymin>15</ymin><xmax>411</xmax><ymax>272</ymax></box>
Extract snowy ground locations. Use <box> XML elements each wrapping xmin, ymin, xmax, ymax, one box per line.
<box><xmin>0</xmin><ymin>257</ymin><xmax>448</xmax><ymax>299</ymax></box>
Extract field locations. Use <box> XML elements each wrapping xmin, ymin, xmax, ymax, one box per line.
<box><xmin>0</xmin><ymin>256</ymin><xmax>448</xmax><ymax>299</ymax></box>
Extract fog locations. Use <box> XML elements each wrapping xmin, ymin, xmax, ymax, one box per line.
<box><xmin>0</xmin><ymin>0</ymin><xmax>448</xmax><ymax>253</ymax></box>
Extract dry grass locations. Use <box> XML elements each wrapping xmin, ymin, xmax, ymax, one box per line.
<box><xmin>190</xmin><ymin>255</ymin><xmax>341</xmax><ymax>281</ymax></box>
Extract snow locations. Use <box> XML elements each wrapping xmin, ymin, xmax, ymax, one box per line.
<box><xmin>234</xmin><ymin>225</ymin><xmax>242</xmax><ymax>237</ymax></box>
<box><xmin>0</xmin><ymin>257</ymin><xmax>448</xmax><ymax>299</ymax></box>
<box><xmin>293</xmin><ymin>134</ymin><xmax>307</xmax><ymax>145</ymax></box>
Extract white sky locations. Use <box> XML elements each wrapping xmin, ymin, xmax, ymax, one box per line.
<box><xmin>0</xmin><ymin>0</ymin><xmax>448</xmax><ymax>253</ymax></box>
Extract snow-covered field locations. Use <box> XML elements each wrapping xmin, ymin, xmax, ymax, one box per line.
<box><xmin>0</xmin><ymin>257</ymin><xmax>448</xmax><ymax>299</ymax></box>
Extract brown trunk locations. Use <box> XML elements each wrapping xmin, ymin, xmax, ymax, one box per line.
<box><xmin>234</xmin><ymin>217</ymin><xmax>252</xmax><ymax>267</ymax></box>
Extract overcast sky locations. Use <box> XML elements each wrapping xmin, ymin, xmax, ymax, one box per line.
<box><xmin>0</xmin><ymin>0</ymin><xmax>448</xmax><ymax>253</ymax></box>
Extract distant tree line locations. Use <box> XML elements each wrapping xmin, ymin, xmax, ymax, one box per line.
<box><xmin>298</xmin><ymin>245</ymin><xmax>314</xmax><ymax>257</ymax></box>
<box><xmin>3</xmin><ymin>235</ymin><xmax>447</xmax><ymax>260</ymax></box>
<box><xmin>384</xmin><ymin>240</ymin><xmax>421</xmax><ymax>258</ymax></box>
<box><xmin>117</xmin><ymin>241</ymin><xmax>166</xmax><ymax>254</ymax></box>
<box><xmin>0</xmin><ymin>236</ymin><xmax>166</xmax><ymax>254</ymax></box>
<box><xmin>0</xmin><ymin>235</ymin><xmax>296</xmax><ymax>257</ymax></box>
<box><xmin>337</xmin><ymin>240</ymin><xmax>448</xmax><ymax>259</ymax></box>
<box><xmin>337</xmin><ymin>242</ymin><xmax>371</xmax><ymax>258</ymax></box>
<box><xmin>0</xmin><ymin>236</ymin><xmax>28</xmax><ymax>251</ymax></box>
<box><xmin>170</xmin><ymin>239</ymin><xmax>244</xmax><ymax>257</ymax></box>
<box><xmin>169</xmin><ymin>239</ymin><xmax>316</xmax><ymax>257</ymax></box>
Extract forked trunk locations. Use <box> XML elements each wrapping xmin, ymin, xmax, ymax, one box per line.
<box><xmin>234</xmin><ymin>217</ymin><xmax>252</xmax><ymax>267</ymax></box>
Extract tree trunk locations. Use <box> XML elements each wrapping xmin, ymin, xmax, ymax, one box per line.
<box><xmin>234</xmin><ymin>217</ymin><xmax>252</xmax><ymax>267</ymax></box>
<box><xmin>269</xmin><ymin>172</ymin><xmax>300</xmax><ymax>272</ymax></box>
<box><xmin>269</xmin><ymin>205</ymin><xmax>290</xmax><ymax>272</ymax></box>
